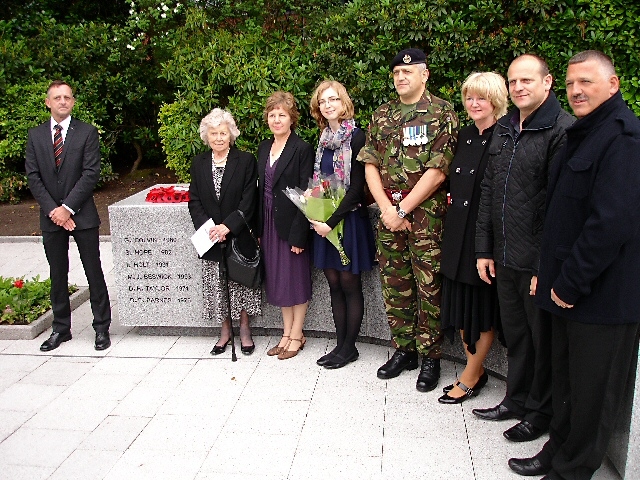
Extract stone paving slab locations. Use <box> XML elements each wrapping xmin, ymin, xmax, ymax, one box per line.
<box><xmin>0</xmin><ymin>239</ymin><xmax>623</xmax><ymax>479</ymax></box>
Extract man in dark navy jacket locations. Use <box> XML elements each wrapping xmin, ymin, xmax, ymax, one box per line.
<box><xmin>508</xmin><ymin>50</ymin><xmax>640</xmax><ymax>479</ymax></box>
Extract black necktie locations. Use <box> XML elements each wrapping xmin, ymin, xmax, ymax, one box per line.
<box><xmin>53</xmin><ymin>124</ymin><xmax>63</xmax><ymax>167</ymax></box>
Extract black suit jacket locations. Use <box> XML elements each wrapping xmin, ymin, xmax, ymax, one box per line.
<box><xmin>257</xmin><ymin>131</ymin><xmax>314</xmax><ymax>248</ymax></box>
<box><xmin>188</xmin><ymin>147</ymin><xmax>258</xmax><ymax>262</ymax></box>
<box><xmin>25</xmin><ymin>118</ymin><xmax>101</xmax><ymax>232</ymax></box>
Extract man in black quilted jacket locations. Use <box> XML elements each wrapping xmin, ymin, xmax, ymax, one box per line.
<box><xmin>472</xmin><ymin>54</ymin><xmax>574</xmax><ymax>442</ymax></box>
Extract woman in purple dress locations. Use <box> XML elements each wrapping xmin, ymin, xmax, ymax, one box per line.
<box><xmin>257</xmin><ymin>92</ymin><xmax>314</xmax><ymax>360</ymax></box>
<box><xmin>308</xmin><ymin>81</ymin><xmax>376</xmax><ymax>369</ymax></box>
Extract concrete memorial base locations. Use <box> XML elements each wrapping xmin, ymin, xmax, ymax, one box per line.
<box><xmin>109</xmin><ymin>184</ymin><xmax>639</xmax><ymax>478</ymax></box>
<box><xmin>108</xmin><ymin>185</ymin><xmax>507</xmax><ymax>374</ymax></box>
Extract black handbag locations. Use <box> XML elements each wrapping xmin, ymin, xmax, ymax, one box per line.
<box><xmin>225</xmin><ymin>211</ymin><xmax>262</xmax><ymax>289</ymax></box>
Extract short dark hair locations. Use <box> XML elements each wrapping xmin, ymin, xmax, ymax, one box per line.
<box><xmin>568</xmin><ymin>50</ymin><xmax>616</xmax><ymax>76</ymax></box>
<box><xmin>47</xmin><ymin>80</ymin><xmax>73</xmax><ymax>95</ymax></box>
<box><xmin>516</xmin><ymin>53</ymin><xmax>550</xmax><ymax>77</ymax></box>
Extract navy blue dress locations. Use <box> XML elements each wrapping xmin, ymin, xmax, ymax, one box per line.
<box><xmin>312</xmin><ymin>129</ymin><xmax>375</xmax><ymax>274</ymax></box>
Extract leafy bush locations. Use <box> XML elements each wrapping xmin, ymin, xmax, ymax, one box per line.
<box><xmin>2</xmin><ymin>0</ymin><xmax>639</xmax><ymax>190</ymax></box>
<box><xmin>157</xmin><ymin>0</ymin><xmax>640</xmax><ymax>181</ymax></box>
<box><xmin>0</xmin><ymin>275</ymin><xmax>78</xmax><ymax>325</ymax></box>
<box><xmin>0</xmin><ymin>80</ymin><xmax>115</xmax><ymax>199</ymax></box>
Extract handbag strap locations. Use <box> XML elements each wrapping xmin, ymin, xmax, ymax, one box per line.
<box><xmin>236</xmin><ymin>210</ymin><xmax>260</xmax><ymax>250</ymax></box>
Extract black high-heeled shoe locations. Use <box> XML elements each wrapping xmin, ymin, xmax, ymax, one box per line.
<box><xmin>210</xmin><ymin>338</ymin><xmax>230</xmax><ymax>355</ymax></box>
<box><xmin>438</xmin><ymin>371</ymin><xmax>489</xmax><ymax>404</ymax></box>
<box><xmin>240</xmin><ymin>341</ymin><xmax>255</xmax><ymax>355</ymax></box>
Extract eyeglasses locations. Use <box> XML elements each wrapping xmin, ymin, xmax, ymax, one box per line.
<box><xmin>318</xmin><ymin>97</ymin><xmax>342</xmax><ymax>106</ymax></box>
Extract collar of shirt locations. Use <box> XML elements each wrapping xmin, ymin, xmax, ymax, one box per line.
<box><xmin>50</xmin><ymin>116</ymin><xmax>72</xmax><ymax>143</ymax></box>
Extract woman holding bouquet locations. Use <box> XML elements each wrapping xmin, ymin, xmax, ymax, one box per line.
<box><xmin>257</xmin><ymin>91</ymin><xmax>314</xmax><ymax>360</ymax></box>
<box><xmin>188</xmin><ymin>108</ymin><xmax>261</xmax><ymax>356</ymax></box>
<box><xmin>309</xmin><ymin>81</ymin><xmax>376</xmax><ymax>369</ymax></box>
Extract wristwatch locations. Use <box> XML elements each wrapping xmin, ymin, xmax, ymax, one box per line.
<box><xmin>396</xmin><ymin>205</ymin><xmax>407</xmax><ymax>218</ymax></box>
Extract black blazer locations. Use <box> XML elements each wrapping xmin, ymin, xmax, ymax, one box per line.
<box><xmin>25</xmin><ymin>118</ymin><xmax>101</xmax><ymax>232</ymax></box>
<box><xmin>257</xmin><ymin>131</ymin><xmax>314</xmax><ymax>248</ymax></box>
<box><xmin>441</xmin><ymin>124</ymin><xmax>495</xmax><ymax>286</ymax></box>
<box><xmin>188</xmin><ymin>147</ymin><xmax>258</xmax><ymax>262</ymax></box>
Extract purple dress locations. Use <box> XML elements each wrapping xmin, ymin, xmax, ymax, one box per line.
<box><xmin>262</xmin><ymin>158</ymin><xmax>312</xmax><ymax>306</ymax></box>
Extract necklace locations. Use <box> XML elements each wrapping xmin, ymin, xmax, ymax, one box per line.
<box><xmin>270</xmin><ymin>142</ymin><xmax>286</xmax><ymax>166</ymax></box>
<box><xmin>212</xmin><ymin>149</ymin><xmax>229</xmax><ymax>167</ymax></box>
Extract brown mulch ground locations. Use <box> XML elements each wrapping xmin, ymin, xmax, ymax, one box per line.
<box><xmin>0</xmin><ymin>168</ymin><xmax>179</xmax><ymax>236</ymax></box>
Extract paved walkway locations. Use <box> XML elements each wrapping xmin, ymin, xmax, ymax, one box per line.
<box><xmin>0</xmin><ymin>238</ymin><xmax>621</xmax><ymax>479</ymax></box>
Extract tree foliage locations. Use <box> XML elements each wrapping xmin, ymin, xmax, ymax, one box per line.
<box><xmin>1</xmin><ymin>0</ymin><xmax>639</xmax><ymax>198</ymax></box>
<box><xmin>158</xmin><ymin>0</ymin><xmax>640</xmax><ymax>182</ymax></box>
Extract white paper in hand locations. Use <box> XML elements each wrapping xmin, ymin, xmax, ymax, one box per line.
<box><xmin>190</xmin><ymin>218</ymin><xmax>217</xmax><ymax>256</ymax></box>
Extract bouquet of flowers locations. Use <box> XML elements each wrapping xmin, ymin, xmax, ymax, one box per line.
<box><xmin>283</xmin><ymin>174</ymin><xmax>350</xmax><ymax>265</ymax></box>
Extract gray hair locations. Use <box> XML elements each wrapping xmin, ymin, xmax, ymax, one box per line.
<box><xmin>568</xmin><ymin>50</ymin><xmax>616</xmax><ymax>77</ymax></box>
<box><xmin>199</xmin><ymin>108</ymin><xmax>240</xmax><ymax>145</ymax></box>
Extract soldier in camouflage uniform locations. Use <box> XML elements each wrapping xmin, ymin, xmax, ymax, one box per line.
<box><xmin>357</xmin><ymin>48</ymin><xmax>458</xmax><ymax>392</ymax></box>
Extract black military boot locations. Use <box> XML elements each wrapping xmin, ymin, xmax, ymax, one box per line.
<box><xmin>416</xmin><ymin>357</ymin><xmax>441</xmax><ymax>392</ymax></box>
<box><xmin>377</xmin><ymin>350</ymin><xmax>419</xmax><ymax>379</ymax></box>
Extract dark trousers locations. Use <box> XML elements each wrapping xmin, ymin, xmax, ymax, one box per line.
<box><xmin>43</xmin><ymin>227</ymin><xmax>111</xmax><ymax>334</ymax></box>
<box><xmin>495</xmin><ymin>264</ymin><xmax>552</xmax><ymax>429</ymax></box>
<box><xmin>538</xmin><ymin>316</ymin><xmax>640</xmax><ymax>480</ymax></box>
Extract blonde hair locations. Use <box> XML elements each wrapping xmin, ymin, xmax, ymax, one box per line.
<box><xmin>461</xmin><ymin>72</ymin><xmax>509</xmax><ymax>119</ymax></box>
<box><xmin>199</xmin><ymin>108</ymin><xmax>240</xmax><ymax>145</ymax></box>
<box><xmin>263</xmin><ymin>91</ymin><xmax>300</xmax><ymax>129</ymax></box>
<box><xmin>309</xmin><ymin>80</ymin><xmax>355</xmax><ymax>130</ymax></box>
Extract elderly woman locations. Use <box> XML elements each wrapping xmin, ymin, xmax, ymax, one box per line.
<box><xmin>438</xmin><ymin>72</ymin><xmax>508</xmax><ymax>403</ymax></box>
<box><xmin>188</xmin><ymin>108</ymin><xmax>261</xmax><ymax>355</ymax></box>
<box><xmin>308</xmin><ymin>80</ymin><xmax>376</xmax><ymax>369</ymax></box>
<box><xmin>257</xmin><ymin>91</ymin><xmax>314</xmax><ymax>360</ymax></box>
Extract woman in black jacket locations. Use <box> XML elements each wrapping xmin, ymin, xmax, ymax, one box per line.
<box><xmin>438</xmin><ymin>72</ymin><xmax>508</xmax><ymax>404</ymax></box>
<box><xmin>257</xmin><ymin>91</ymin><xmax>314</xmax><ymax>360</ymax></box>
<box><xmin>189</xmin><ymin>108</ymin><xmax>260</xmax><ymax>356</ymax></box>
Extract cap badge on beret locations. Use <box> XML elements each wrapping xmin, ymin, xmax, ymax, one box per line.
<box><xmin>403</xmin><ymin>55</ymin><xmax>412</xmax><ymax>64</ymax></box>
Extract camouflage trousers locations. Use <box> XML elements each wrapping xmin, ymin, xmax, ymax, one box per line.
<box><xmin>376</xmin><ymin>205</ymin><xmax>443</xmax><ymax>358</ymax></box>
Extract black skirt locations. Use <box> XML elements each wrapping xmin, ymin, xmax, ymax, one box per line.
<box><xmin>440</xmin><ymin>276</ymin><xmax>501</xmax><ymax>354</ymax></box>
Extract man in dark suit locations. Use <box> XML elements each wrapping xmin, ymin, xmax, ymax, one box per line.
<box><xmin>508</xmin><ymin>50</ymin><xmax>640</xmax><ymax>479</ymax></box>
<box><xmin>25</xmin><ymin>80</ymin><xmax>111</xmax><ymax>352</ymax></box>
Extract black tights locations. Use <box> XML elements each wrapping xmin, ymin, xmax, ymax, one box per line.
<box><xmin>324</xmin><ymin>268</ymin><xmax>364</xmax><ymax>357</ymax></box>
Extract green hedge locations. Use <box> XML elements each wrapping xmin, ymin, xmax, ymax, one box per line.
<box><xmin>158</xmin><ymin>0</ymin><xmax>640</xmax><ymax>182</ymax></box>
<box><xmin>1</xmin><ymin>0</ymin><xmax>638</xmax><ymax>196</ymax></box>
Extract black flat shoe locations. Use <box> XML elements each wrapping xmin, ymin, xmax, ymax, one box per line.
<box><xmin>508</xmin><ymin>456</ymin><xmax>550</xmax><ymax>476</ymax></box>
<box><xmin>210</xmin><ymin>338</ymin><xmax>230</xmax><ymax>355</ymax></box>
<box><xmin>377</xmin><ymin>350</ymin><xmax>419</xmax><ymax>379</ymax></box>
<box><xmin>40</xmin><ymin>331</ymin><xmax>72</xmax><ymax>352</ymax></box>
<box><xmin>438</xmin><ymin>371</ymin><xmax>488</xmax><ymax>404</ymax></box>
<box><xmin>316</xmin><ymin>350</ymin><xmax>338</xmax><ymax>366</ymax></box>
<box><xmin>324</xmin><ymin>349</ymin><xmax>359</xmax><ymax>369</ymax></box>
<box><xmin>472</xmin><ymin>403</ymin><xmax>523</xmax><ymax>421</ymax></box>
<box><xmin>504</xmin><ymin>420</ymin><xmax>547</xmax><ymax>442</ymax></box>
<box><xmin>240</xmin><ymin>342</ymin><xmax>255</xmax><ymax>355</ymax></box>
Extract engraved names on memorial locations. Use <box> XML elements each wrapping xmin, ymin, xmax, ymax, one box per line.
<box><xmin>108</xmin><ymin>186</ymin><xmax>207</xmax><ymax>326</ymax></box>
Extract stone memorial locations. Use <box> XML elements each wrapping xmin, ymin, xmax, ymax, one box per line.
<box><xmin>109</xmin><ymin>185</ymin><xmax>207</xmax><ymax>327</ymax></box>
<box><xmin>109</xmin><ymin>184</ymin><xmax>637</xmax><ymax>479</ymax></box>
<box><xmin>109</xmin><ymin>185</ymin><xmax>507</xmax><ymax>365</ymax></box>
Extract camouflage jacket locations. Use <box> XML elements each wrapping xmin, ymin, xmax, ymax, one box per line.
<box><xmin>357</xmin><ymin>91</ymin><xmax>459</xmax><ymax>204</ymax></box>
